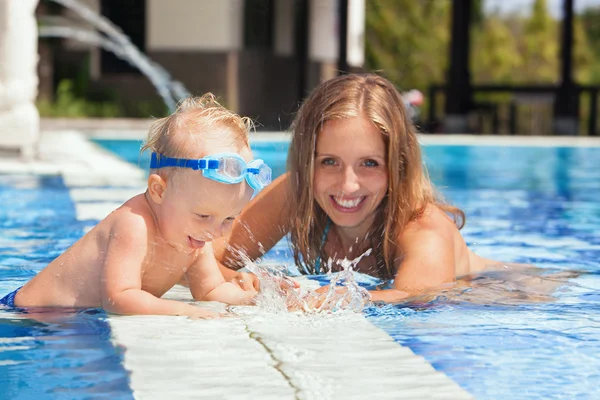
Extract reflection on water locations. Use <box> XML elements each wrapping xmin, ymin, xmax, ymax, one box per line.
<box><xmin>0</xmin><ymin>175</ymin><xmax>132</xmax><ymax>399</ymax></box>
<box><xmin>393</xmin><ymin>265</ymin><xmax>584</xmax><ymax>309</ymax></box>
<box><xmin>0</xmin><ymin>309</ymin><xmax>132</xmax><ymax>399</ymax></box>
<box><xmin>365</xmin><ymin>266</ymin><xmax>600</xmax><ymax>399</ymax></box>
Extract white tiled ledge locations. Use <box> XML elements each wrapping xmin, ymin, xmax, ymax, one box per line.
<box><xmin>109</xmin><ymin>284</ymin><xmax>472</xmax><ymax>400</ymax></box>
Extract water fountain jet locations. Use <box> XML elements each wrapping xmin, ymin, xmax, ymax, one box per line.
<box><xmin>41</xmin><ymin>0</ymin><xmax>190</xmax><ymax>112</ymax></box>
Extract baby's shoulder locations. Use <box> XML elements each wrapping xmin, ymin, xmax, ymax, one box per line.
<box><xmin>105</xmin><ymin>194</ymin><xmax>156</xmax><ymax>237</ymax></box>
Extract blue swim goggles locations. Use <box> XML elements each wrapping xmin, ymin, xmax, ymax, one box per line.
<box><xmin>150</xmin><ymin>152</ymin><xmax>272</xmax><ymax>192</ymax></box>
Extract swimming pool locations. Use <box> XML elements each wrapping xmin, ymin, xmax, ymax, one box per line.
<box><xmin>1</xmin><ymin>136</ymin><xmax>599</xmax><ymax>399</ymax></box>
<box><xmin>94</xmin><ymin>138</ymin><xmax>600</xmax><ymax>398</ymax></box>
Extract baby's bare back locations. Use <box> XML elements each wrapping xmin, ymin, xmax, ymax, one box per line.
<box><xmin>15</xmin><ymin>194</ymin><xmax>192</xmax><ymax>308</ymax></box>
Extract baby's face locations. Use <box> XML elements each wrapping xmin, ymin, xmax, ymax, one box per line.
<box><xmin>159</xmin><ymin>146</ymin><xmax>254</xmax><ymax>252</ymax></box>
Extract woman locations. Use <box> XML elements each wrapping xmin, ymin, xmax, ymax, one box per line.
<box><xmin>216</xmin><ymin>73</ymin><xmax>500</xmax><ymax>302</ymax></box>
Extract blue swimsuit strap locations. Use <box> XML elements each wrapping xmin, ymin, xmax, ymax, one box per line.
<box><xmin>314</xmin><ymin>218</ymin><xmax>331</xmax><ymax>275</ymax></box>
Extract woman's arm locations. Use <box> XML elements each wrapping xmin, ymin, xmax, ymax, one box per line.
<box><xmin>214</xmin><ymin>172</ymin><xmax>294</xmax><ymax>269</ymax></box>
<box><xmin>361</xmin><ymin>228</ymin><xmax>455</xmax><ymax>304</ymax></box>
<box><xmin>389</xmin><ymin>208</ymin><xmax>457</xmax><ymax>293</ymax></box>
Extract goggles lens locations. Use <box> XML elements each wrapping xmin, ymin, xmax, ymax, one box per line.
<box><xmin>255</xmin><ymin>163</ymin><xmax>272</xmax><ymax>187</ymax></box>
<box><xmin>219</xmin><ymin>156</ymin><xmax>245</xmax><ymax>180</ymax></box>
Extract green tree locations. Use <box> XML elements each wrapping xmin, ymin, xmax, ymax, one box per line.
<box><xmin>472</xmin><ymin>15</ymin><xmax>523</xmax><ymax>83</ymax></box>
<box><xmin>572</xmin><ymin>16</ymin><xmax>593</xmax><ymax>84</ymax></box>
<box><xmin>519</xmin><ymin>0</ymin><xmax>558</xmax><ymax>83</ymax></box>
<box><xmin>365</xmin><ymin>0</ymin><xmax>450</xmax><ymax>91</ymax></box>
<box><xmin>579</xmin><ymin>7</ymin><xmax>600</xmax><ymax>83</ymax></box>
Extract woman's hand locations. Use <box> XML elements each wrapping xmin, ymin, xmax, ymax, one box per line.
<box><xmin>368</xmin><ymin>288</ymin><xmax>411</xmax><ymax>303</ymax></box>
<box><xmin>307</xmin><ymin>285</ymin><xmax>348</xmax><ymax>310</ymax></box>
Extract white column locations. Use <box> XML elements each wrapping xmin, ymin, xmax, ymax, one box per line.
<box><xmin>0</xmin><ymin>0</ymin><xmax>39</xmax><ymax>159</ymax></box>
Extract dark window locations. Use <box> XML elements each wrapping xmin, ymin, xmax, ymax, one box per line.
<box><xmin>100</xmin><ymin>0</ymin><xmax>146</xmax><ymax>74</ymax></box>
<box><xmin>244</xmin><ymin>0</ymin><xmax>274</xmax><ymax>48</ymax></box>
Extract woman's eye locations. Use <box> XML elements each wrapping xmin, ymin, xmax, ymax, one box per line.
<box><xmin>320</xmin><ymin>158</ymin><xmax>337</xmax><ymax>166</ymax></box>
<box><xmin>363</xmin><ymin>159</ymin><xmax>379</xmax><ymax>167</ymax></box>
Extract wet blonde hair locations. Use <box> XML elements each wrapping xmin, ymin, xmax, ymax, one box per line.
<box><xmin>288</xmin><ymin>74</ymin><xmax>465</xmax><ymax>279</ymax></box>
<box><xmin>141</xmin><ymin>93</ymin><xmax>253</xmax><ymax>177</ymax></box>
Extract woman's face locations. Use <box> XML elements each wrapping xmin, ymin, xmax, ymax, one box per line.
<box><xmin>313</xmin><ymin>115</ymin><xmax>388</xmax><ymax>234</ymax></box>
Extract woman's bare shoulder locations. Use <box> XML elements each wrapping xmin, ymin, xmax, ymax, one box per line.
<box><xmin>401</xmin><ymin>203</ymin><xmax>458</xmax><ymax>240</ymax></box>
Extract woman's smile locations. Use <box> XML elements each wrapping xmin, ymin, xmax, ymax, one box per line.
<box><xmin>330</xmin><ymin>195</ymin><xmax>367</xmax><ymax>212</ymax></box>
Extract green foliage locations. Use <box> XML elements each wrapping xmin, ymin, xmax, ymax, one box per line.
<box><xmin>37</xmin><ymin>79</ymin><xmax>123</xmax><ymax>118</ymax></box>
<box><xmin>365</xmin><ymin>0</ymin><xmax>450</xmax><ymax>90</ymax></box>
<box><xmin>366</xmin><ymin>0</ymin><xmax>596</xmax><ymax>89</ymax></box>
<box><xmin>573</xmin><ymin>17</ymin><xmax>593</xmax><ymax>83</ymax></box>
<box><xmin>364</xmin><ymin>0</ymin><xmax>599</xmax><ymax>133</ymax></box>
<box><xmin>579</xmin><ymin>7</ymin><xmax>600</xmax><ymax>83</ymax></box>
<box><xmin>472</xmin><ymin>15</ymin><xmax>523</xmax><ymax>83</ymax></box>
<box><xmin>520</xmin><ymin>0</ymin><xmax>558</xmax><ymax>83</ymax></box>
<box><xmin>132</xmin><ymin>100</ymin><xmax>169</xmax><ymax>119</ymax></box>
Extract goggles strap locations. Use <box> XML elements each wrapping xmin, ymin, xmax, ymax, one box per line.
<box><xmin>151</xmin><ymin>153</ymin><xmax>221</xmax><ymax>170</ymax></box>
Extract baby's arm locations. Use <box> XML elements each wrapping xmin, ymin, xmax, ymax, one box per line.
<box><xmin>186</xmin><ymin>243</ymin><xmax>256</xmax><ymax>305</ymax></box>
<box><xmin>101</xmin><ymin>216</ymin><xmax>216</xmax><ymax>318</ymax></box>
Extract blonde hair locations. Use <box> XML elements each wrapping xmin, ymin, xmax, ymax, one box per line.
<box><xmin>141</xmin><ymin>93</ymin><xmax>253</xmax><ymax>176</ymax></box>
<box><xmin>287</xmin><ymin>74</ymin><xmax>465</xmax><ymax>279</ymax></box>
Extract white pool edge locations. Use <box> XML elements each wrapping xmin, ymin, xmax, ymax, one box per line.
<box><xmin>61</xmin><ymin>127</ymin><xmax>600</xmax><ymax>148</ymax></box>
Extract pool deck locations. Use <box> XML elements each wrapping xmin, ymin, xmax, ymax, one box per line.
<box><xmin>0</xmin><ymin>127</ymin><xmax>544</xmax><ymax>399</ymax></box>
<box><xmin>39</xmin><ymin>117</ymin><xmax>600</xmax><ymax>147</ymax></box>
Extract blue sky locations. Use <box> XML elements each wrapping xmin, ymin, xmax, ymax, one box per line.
<box><xmin>484</xmin><ymin>0</ymin><xmax>600</xmax><ymax>17</ymax></box>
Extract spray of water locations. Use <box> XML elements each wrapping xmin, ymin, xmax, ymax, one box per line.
<box><xmin>231</xmin><ymin>246</ymin><xmax>372</xmax><ymax>314</ymax></box>
<box><xmin>310</xmin><ymin>250</ymin><xmax>372</xmax><ymax>313</ymax></box>
<box><xmin>40</xmin><ymin>0</ymin><xmax>190</xmax><ymax>111</ymax></box>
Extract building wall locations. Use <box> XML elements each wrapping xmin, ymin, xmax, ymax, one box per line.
<box><xmin>44</xmin><ymin>0</ymin><xmax>364</xmax><ymax>129</ymax></box>
<box><xmin>146</xmin><ymin>0</ymin><xmax>242</xmax><ymax>51</ymax></box>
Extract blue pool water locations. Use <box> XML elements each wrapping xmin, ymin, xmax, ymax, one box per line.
<box><xmin>1</xmin><ymin>138</ymin><xmax>599</xmax><ymax>399</ymax></box>
<box><xmin>0</xmin><ymin>176</ymin><xmax>132</xmax><ymax>399</ymax></box>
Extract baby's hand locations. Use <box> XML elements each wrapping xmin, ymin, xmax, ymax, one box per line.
<box><xmin>187</xmin><ymin>307</ymin><xmax>223</xmax><ymax>320</ymax></box>
<box><xmin>231</xmin><ymin>271</ymin><xmax>301</xmax><ymax>293</ymax></box>
<box><xmin>230</xmin><ymin>271</ymin><xmax>260</xmax><ymax>291</ymax></box>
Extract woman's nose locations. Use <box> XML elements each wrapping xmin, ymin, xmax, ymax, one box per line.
<box><xmin>341</xmin><ymin>167</ymin><xmax>360</xmax><ymax>193</ymax></box>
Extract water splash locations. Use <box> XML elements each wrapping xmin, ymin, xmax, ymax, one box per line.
<box><xmin>233</xmin><ymin>246</ymin><xmax>372</xmax><ymax>314</ymax></box>
<box><xmin>309</xmin><ymin>250</ymin><xmax>372</xmax><ymax>313</ymax></box>
<box><xmin>39</xmin><ymin>0</ymin><xmax>189</xmax><ymax>111</ymax></box>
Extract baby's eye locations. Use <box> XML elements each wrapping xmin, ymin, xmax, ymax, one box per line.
<box><xmin>320</xmin><ymin>158</ymin><xmax>337</xmax><ymax>166</ymax></box>
<box><xmin>363</xmin><ymin>159</ymin><xmax>380</xmax><ymax>167</ymax></box>
<box><xmin>195</xmin><ymin>214</ymin><xmax>210</xmax><ymax>220</ymax></box>
<box><xmin>225</xmin><ymin>216</ymin><xmax>236</xmax><ymax>222</ymax></box>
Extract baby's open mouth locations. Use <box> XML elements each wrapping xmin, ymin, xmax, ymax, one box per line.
<box><xmin>188</xmin><ymin>236</ymin><xmax>206</xmax><ymax>249</ymax></box>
